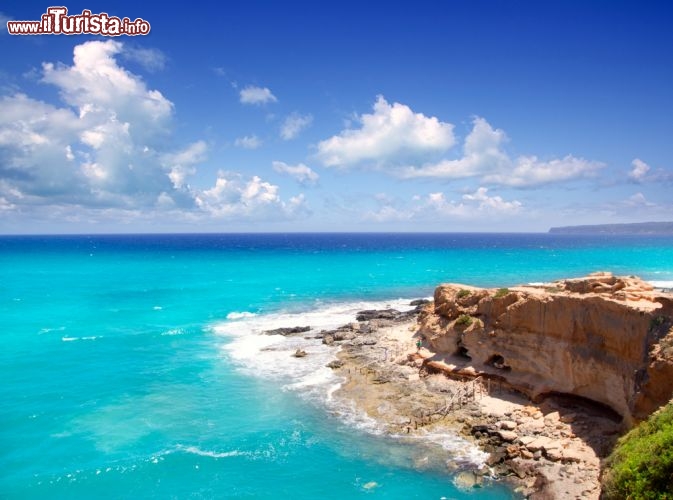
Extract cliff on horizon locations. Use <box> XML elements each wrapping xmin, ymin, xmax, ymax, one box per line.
<box><xmin>417</xmin><ymin>273</ymin><xmax>673</xmax><ymax>427</ymax></box>
<box><xmin>549</xmin><ymin>221</ymin><xmax>673</xmax><ymax>234</ymax></box>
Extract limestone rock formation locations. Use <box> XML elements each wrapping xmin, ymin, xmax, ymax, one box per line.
<box><xmin>417</xmin><ymin>272</ymin><xmax>673</xmax><ymax>426</ymax></box>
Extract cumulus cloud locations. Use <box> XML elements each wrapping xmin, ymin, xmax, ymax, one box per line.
<box><xmin>162</xmin><ymin>140</ymin><xmax>207</xmax><ymax>189</ymax></box>
<box><xmin>272</xmin><ymin>161</ymin><xmax>319</xmax><ymax>185</ymax></box>
<box><xmin>400</xmin><ymin>117</ymin><xmax>509</xmax><ymax>179</ymax></box>
<box><xmin>0</xmin><ymin>40</ymin><xmax>175</xmax><ymax>208</ymax></box>
<box><xmin>364</xmin><ymin>187</ymin><xmax>522</xmax><ymax>222</ymax></box>
<box><xmin>316</xmin><ymin>98</ymin><xmax>604</xmax><ymax>188</ymax></box>
<box><xmin>47</xmin><ymin>42</ymin><xmax>171</xmax><ymax>117</ymax></box>
<box><xmin>280</xmin><ymin>112</ymin><xmax>313</xmax><ymax>140</ymax></box>
<box><xmin>402</xmin><ymin>117</ymin><xmax>603</xmax><ymax>187</ymax></box>
<box><xmin>483</xmin><ymin>155</ymin><xmax>604</xmax><ymax>187</ymax></box>
<box><xmin>239</xmin><ymin>85</ymin><xmax>277</xmax><ymax>105</ymax></box>
<box><xmin>461</xmin><ymin>187</ymin><xmax>522</xmax><ymax>212</ymax></box>
<box><xmin>121</xmin><ymin>46</ymin><xmax>168</xmax><ymax>72</ymax></box>
<box><xmin>629</xmin><ymin>158</ymin><xmax>651</xmax><ymax>182</ymax></box>
<box><xmin>234</xmin><ymin>135</ymin><xmax>262</xmax><ymax>149</ymax></box>
<box><xmin>620</xmin><ymin>158</ymin><xmax>673</xmax><ymax>185</ymax></box>
<box><xmin>0</xmin><ymin>41</ymin><xmax>304</xmax><ymax>224</ymax></box>
<box><xmin>421</xmin><ymin>188</ymin><xmax>522</xmax><ymax>217</ymax></box>
<box><xmin>316</xmin><ymin>95</ymin><xmax>455</xmax><ymax>168</ymax></box>
<box><xmin>195</xmin><ymin>172</ymin><xmax>306</xmax><ymax>219</ymax></box>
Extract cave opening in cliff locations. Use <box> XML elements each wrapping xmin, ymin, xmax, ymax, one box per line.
<box><xmin>455</xmin><ymin>345</ymin><xmax>471</xmax><ymax>359</ymax></box>
<box><xmin>486</xmin><ymin>354</ymin><xmax>511</xmax><ymax>371</ymax></box>
<box><xmin>535</xmin><ymin>391</ymin><xmax>623</xmax><ymax>423</ymax></box>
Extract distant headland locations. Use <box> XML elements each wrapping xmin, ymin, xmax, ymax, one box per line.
<box><xmin>549</xmin><ymin>221</ymin><xmax>673</xmax><ymax>235</ymax></box>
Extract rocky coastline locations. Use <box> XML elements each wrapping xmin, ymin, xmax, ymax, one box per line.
<box><xmin>330</xmin><ymin>317</ymin><xmax>620</xmax><ymax>498</ymax></box>
<box><xmin>273</xmin><ymin>273</ymin><xmax>673</xmax><ymax>498</ymax></box>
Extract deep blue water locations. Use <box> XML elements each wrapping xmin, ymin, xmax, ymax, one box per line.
<box><xmin>2</xmin><ymin>233</ymin><xmax>672</xmax><ymax>498</ymax></box>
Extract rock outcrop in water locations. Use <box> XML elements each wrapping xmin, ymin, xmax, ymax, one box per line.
<box><xmin>417</xmin><ymin>272</ymin><xmax>673</xmax><ymax>426</ymax></box>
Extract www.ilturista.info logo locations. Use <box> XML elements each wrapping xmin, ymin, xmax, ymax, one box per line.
<box><xmin>6</xmin><ymin>7</ymin><xmax>151</xmax><ymax>36</ymax></box>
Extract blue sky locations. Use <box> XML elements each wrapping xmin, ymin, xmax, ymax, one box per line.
<box><xmin>1</xmin><ymin>1</ymin><xmax>672</xmax><ymax>233</ymax></box>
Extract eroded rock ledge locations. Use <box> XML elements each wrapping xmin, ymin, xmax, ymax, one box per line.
<box><xmin>418</xmin><ymin>272</ymin><xmax>673</xmax><ymax>426</ymax></box>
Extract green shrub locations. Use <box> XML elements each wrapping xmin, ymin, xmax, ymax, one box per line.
<box><xmin>455</xmin><ymin>314</ymin><xmax>473</xmax><ymax>326</ymax></box>
<box><xmin>602</xmin><ymin>402</ymin><xmax>673</xmax><ymax>499</ymax></box>
<box><xmin>456</xmin><ymin>289</ymin><xmax>471</xmax><ymax>299</ymax></box>
<box><xmin>494</xmin><ymin>288</ymin><xmax>509</xmax><ymax>298</ymax></box>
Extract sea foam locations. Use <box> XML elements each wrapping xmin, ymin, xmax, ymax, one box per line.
<box><xmin>649</xmin><ymin>280</ymin><xmax>673</xmax><ymax>290</ymax></box>
<box><xmin>212</xmin><ymin>297</ymin><xmax>486</xmax><ymax>467</ymax></box>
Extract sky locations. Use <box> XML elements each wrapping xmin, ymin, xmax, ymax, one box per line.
<box><xmin>0</xmin><ymin>1</ymin><xmax>672</xmax><ymax>233</ymax></box>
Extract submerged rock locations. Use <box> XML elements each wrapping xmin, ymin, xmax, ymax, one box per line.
<box><xmin>453</xmin><ymin>470</ymin><xmax>483</xmax><ymax>490</ymax></box>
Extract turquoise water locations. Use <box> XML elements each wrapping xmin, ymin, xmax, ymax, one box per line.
<box><xmin>2</xmin><ymin>233</ymin><xmax>673</xmax><ymax>499</ymax></box>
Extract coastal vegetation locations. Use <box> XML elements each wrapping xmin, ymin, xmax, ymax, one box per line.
<box><xmin>456</xmin><ymin>289</ymin><xmax>471</xmax><ymax>299</ymax></box>
<box><xmin>421</xmin><ymin>273</ymin><xmax>673</xmax><ymax>496</ymax></box>
<box><xmin>602</xmin><ymin>401</ymin><xmax>673</xmax><ymax>499</ymax></box>
<box><xmin>455</xmin><ymin>314</ymin><xmax>473</xmax><ymax>326</ymax></box>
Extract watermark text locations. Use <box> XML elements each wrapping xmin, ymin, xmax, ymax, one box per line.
<box><xmin>6</xmin><ymin>7</ymin><xmax>151</xmax><ymax>36</ymax></box>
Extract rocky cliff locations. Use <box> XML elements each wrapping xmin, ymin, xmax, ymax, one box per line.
<box><xmin>417</xmin><ymin>272</ymin><xmax>673</xmax><ymax>426</ymax></box>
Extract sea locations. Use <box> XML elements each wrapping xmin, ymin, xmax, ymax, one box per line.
<box><xmin>2</xmin><ymin>233</ymin><xmax>673</xmax><ymax>499</ymax></box>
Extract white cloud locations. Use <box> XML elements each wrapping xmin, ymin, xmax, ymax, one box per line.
<box><xmin>422</xmin><ymin>192</ymin><xmax>470</xmax><ymax>218</ymax></box>
<box><xmin>239</xmin><ymin>85</ymin><xmax>277</xmax><ymax>105</ymax></box>
<box><xmin>43</xmin><ymin>41</ymin><xmax>173</xmax><ymax>130</ymax></box>
<box><xmin>280</xmin><ymin>112</ymin><xmax>313</xmax><ymax>140</ymax></box>
<box><xmin>162</xmin><ymin>140</ymin><xmax>208</xmax><ymax>189</ymax></box>
<box><xmin>364</xmin><ymin>187</ymin><xmax>522</xmax><ymax>223</ymax></box>
<box><xmin>418</xmin><ymin>188</ymin><xmax>522</xmax><ymax>218</ymax></box>
<box><xmin>0</xmin><ymin>196</ymin><xmax>15</xmax><ymax>211</ymax></box>
<box><xmin>316</xmin><ymin>95</ymin><xmax>455</xmax><ymax>168</ymax></box>
<box><xmin>0</xmin><ymin>41</ymin><xmax>304</xmax><ymax>224</ymax></box>
<box><xmin>121</xmin><ymin>47</ymin><xmax>168</xmax><ymax>72</ymax></box>
<box><xmin>195</xmin><ymin>172</ymin><xmax>306</xmax><ymax>219</ymax></box>
<box><xmin>402</xmin><ymin>117</ymin><xmax>603</xmax><ymax>187</ymax></box>
<box><xmin>484</xmin><ymin>155</ymin><xmax>604</xmax><ymax>187</ymax></box>
<box><xmin>624</xmin><ymin>192</ymin><xmax>655</xmax><ymax>208</ymax></box>
<box><xmin>234</xmin><ymin>135</ymin><xmax>262</xmax><ymax>149</ymax></box>
<box><xmin>363</xmin><ymin>205</ymin><xmax>413</xmax><ymax>222</ymax></box>
<box><xmin>316</xmin><ymin>99</ymin><xmax>604</xmax><ymax>188</ymax></box>
<box><xmin>461</xmin><ymin>187</ymin><xmax>522</xmax><ymax>212</ymax></box>
<box><xmin>272</xmin><ymin>161</ymin><xmax>319</xmax><ymax>186</ymax></box>
<box><xmin>400</xmin><ymin>117</ymin><xmax>509</xmax><ymax>179</ymax></box>
<box><xmin>626</xmin><ymin>158</ymin><xmax>672</xmax><ymax>184</ymax></box>
<box><xmin>628</xmin><ymin>158</ymin><xmax>651</xmax><ymax>182</ymax></box>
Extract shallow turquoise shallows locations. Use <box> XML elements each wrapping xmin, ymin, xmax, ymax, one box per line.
<box><xmin>2</xmin><ymin>233</ymin><xmax>672</xmax><ymax>499</ymax></box>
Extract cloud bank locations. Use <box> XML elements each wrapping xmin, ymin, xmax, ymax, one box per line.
<box><xmin>317</xmin><ymin>97</ymin><xmax>604</xmax><ymax>188</ymax></box>
<box><xmin>0</xmin><ymin>41</ymin><xmax>302</xmax><ymax>224</ymax></box>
